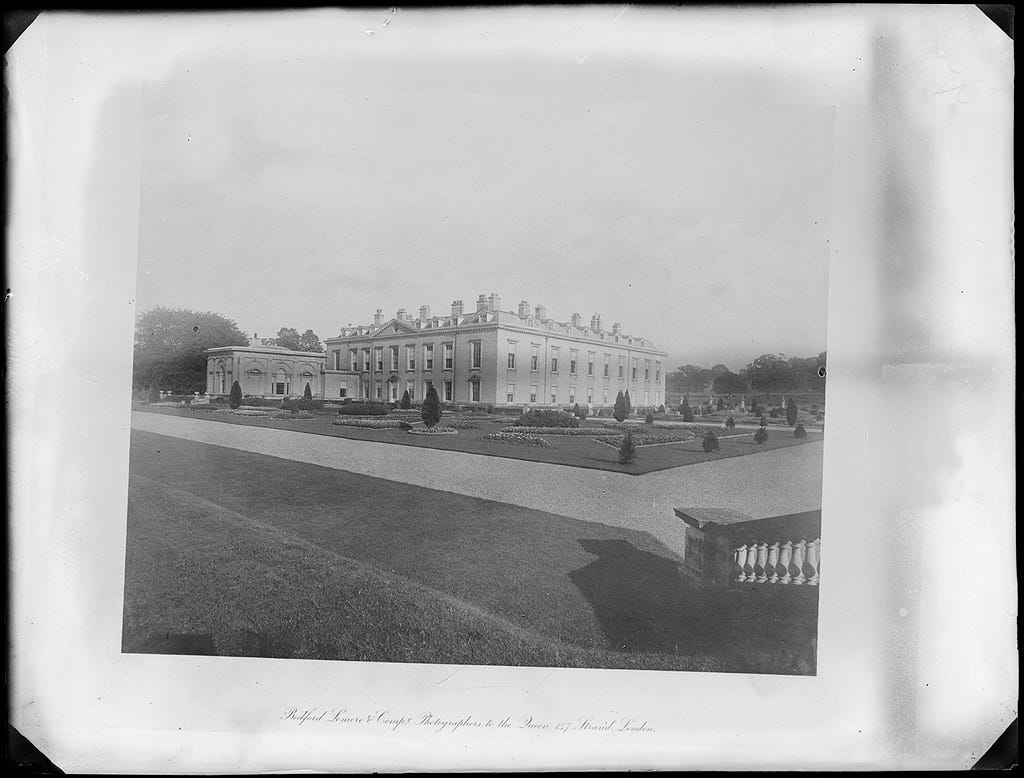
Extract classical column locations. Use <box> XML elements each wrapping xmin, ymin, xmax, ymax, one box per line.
<box><xmin>792</xmin><ymin>540</ymin><xmax>807</xmax><ymax>585</ymax></box>
<box><xmin>767</xmin><ymin>542</ymin><xmax>780</xmax><ymax>584</ymax></box>
<box><xmin>806</xmin><ymin>539</ymin><xmax>820</xmax><ymax>586</ymax></box>
<box><xmin>779</xmin><ymin>541</ymin><xmax>793</xmax><ymax>584</ymax></box>
<box><xmin>734</xmin><ymin>545</ymin><xmax>748</xmax><ymax>582</ymax></box>
<box><xmin>755</xmin><ymin>542</ymin><xmax>769</xmax><ymax>583</ymax></box>
<box><xmin>744</xmin><ymin>544</ymin><xmax>759</xmax><ymax>583</ymax></box>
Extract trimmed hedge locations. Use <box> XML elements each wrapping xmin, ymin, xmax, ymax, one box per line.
<box><xmin>518</xmin><ymin>409</ymin><xmax>580</xmax><ymax>428</ymax></box>
<box><xmin>338</xmin><ymin>403</ymin><xmax>389</xmax><ymax>416</ymax></box>
<box><xmin>503</xmin><ymin>426</ymin><xmax>607</xmax><ymax>436</ymax></box>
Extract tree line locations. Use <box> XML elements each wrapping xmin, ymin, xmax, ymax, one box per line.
<box><xmin>133</xmin><ymin>307</ymin><xmax>325</xmax><ymax>394</ymax></box>
<box><xmin>667</xmin><ymin>352</ymin><xmax>826</xmax><ymax>396</ymax></box>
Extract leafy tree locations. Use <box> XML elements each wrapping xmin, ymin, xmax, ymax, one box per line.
<box><xmin>618</xmin><ymin>432</ymin><xmax>637</xmax><ymax>465</ymax></box>
<box><xmin>229</xmin><ymin>380</ymin><xmax>243</xmax><ymax>409</ymax></box>
<box><xmin>623</xmin><ymin>390</ymin><xmax>632</xmax><ymax>416</ymax></box>
<box><xmin>754</xmin><ymin>426</ymin><xmax>768</xmax><ymax>444</ymax></box>
<box><xmin>400</xmin><ymin>389</ymin><xmax>412</xmax><ymax>409</ymax></box>
<box><xmin>133</xmin><ymin>307</ymin><xmax>249</xmax><ymax>394</ymax></box>
<box><xmin>712</xmin><ymin>371</ymin><xmax>748</xmax><ymax>395</ymax></box>
<box><xmin>667</xmin><ymin>364</ymin><xmax>713</xmax><ymax>394</ymax></box>
<box><xmin>273</xmin><ymin>327</ymin><xmax>303</xmax><ymax>351</ymax></box>
<box><xmin>298</xmin><ymin>329</ymin><xmax>324</xmax><ymax>352</ymax></box>
<box><xmin>742</xmin><ymin>353</ymin><xmax>793</xmax><ymax>396</ymax></box>
<box><xmin>702</xmin><ymin>430</ymin><xmax>720</xmax><ymax>452</ymax></box>
<box><xmin>794</xmin><ymin>423</ymin><xmax>808</xmax><ymax>438</ymax></box>
<box><xmin>716</xmin><ymin>397</ymin><xmax>725</xmax><ymax>411</ymax></box>
<box><xmin>786</xmin><ymin>397</ymin><xmax>798</xmax><ymax>426</ymax></box>
<box><xmin>613</xmin><ymin>390</ymin><xmax>627</xmax><ymax>423</ymax></box>
<box><xmin>421</xmin><ymin>384</ymin><xmax>442</xmax><ymax>428</ymax></box>
<box><xmin>680</xmin><ymin>396</ymin><xmax>694</xmax><ymax>422</ymax></box>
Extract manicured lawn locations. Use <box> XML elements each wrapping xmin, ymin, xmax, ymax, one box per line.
<box><xmin>123</xmin><ymin>431</ymin><xmax>818</xmax><ymax>674</ymax></box>
<box><xmin>137</xmin><ymin>404</ymin><xmax>819</xmax><ymax>475</ymax></box>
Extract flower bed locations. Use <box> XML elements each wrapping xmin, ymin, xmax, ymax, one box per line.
<box><xmin>332</xmin><ymin>418</ymin><xmax>406</xmax><ymax>429</ymax></box>
<box><xmin>502</xmin><ymin>426</ymin><xmax>608</xmax><ymax>436</ymax></box>
<box><xmin>226</xmin><ymin>408</ymin><xmax>274</xmax><ymax>417</ymax></box>
<box><xmin>446</xmin><ymin>419</ymin><xmax>481</xmax><ymax>429</ymax></box>
<box><xmin>596</xmin><ymin>430</ymin><xmax>693</xmax><ymax>447</ymax></box>
<box><xmin>407</xmin><ymin>426</ymin><xmax>458</xmax><ymax>436</ymax></box>
<box><xmin>273</xmin><ymin>411</ymin><xmax>315</xmax><ymax>420</ymax></box>
<box><xmin>482</xmin><ymin>431</ymin><xmax>552</xmax><ymax>448</ymax></box>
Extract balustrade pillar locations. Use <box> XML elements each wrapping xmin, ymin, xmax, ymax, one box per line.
<box><xmin>792</xmin><ymin>539</ymin><xmax>807</xmax><ymax>585</ymax></box>
<box><xmin>767</xmin><ymin>542</ymin><xmax>780</xmax><ymax>584</ymax></box>
<box><xmin>744</xmin><ymin>544</ymin><xmax>759</xmax><ymax>582</ymax></box>
<box><xmin>806</xmin><ymin>538</ymin><xmax>820</xmax><ymax>586</ymax></box>
<box><xmin>734</xmin><ymin>546</ymin><xmax>748</xmax><ymax>582</ymax></box>
<box><xmin>779</xmin><ymin>541</ymin><xmax>793</xmax><ymax>584</ymax></box>
<box><xmin>755</xmin><ymin>542</ymin><xmax>769</xmax><ymax>583</ymax></box>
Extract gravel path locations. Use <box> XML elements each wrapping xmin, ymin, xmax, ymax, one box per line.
<box><xmin>131</xmin><ymin>411</ymin><xmax>824</xmax><ymax>557</ymax></box>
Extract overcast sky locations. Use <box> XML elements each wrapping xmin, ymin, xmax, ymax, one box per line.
<box><xmin>135</xmin><ymin>10</ymin><xmax>834</xmax><ymax>371</ymax></box>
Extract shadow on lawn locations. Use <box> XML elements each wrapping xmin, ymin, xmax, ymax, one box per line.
<box><xmin>568</xmin><ymin>538</ymin><xmax>818</xmax><ymax>674</ymax></box>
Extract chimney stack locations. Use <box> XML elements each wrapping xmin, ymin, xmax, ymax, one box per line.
<box><xmin>518</xmin><ymin>300</ymin><xmax>531</xmax><ymax>317</ymax></box>
<box><xmin>451</xmin><ymin>300</ymin><xmax>464</xmax><ymax>317</ymax></box>
<box><xmin>591</xmin><ymin>314</ymin><xmax>602</xmax><ymax>331</ymax></box>
<box><xmin>476</xmin><ymin>294</ymin><xmax>490</xmax><ymax>312</ymax></box>
<box><xmin>612</xmin><ymin>322</ymin><xmax>622</xmax><ymax>335</ymax></box>
<box><xmin>535</xmin><ymin>304</ymin><xmax>547</xmax><ymax>320</ymax></box>
<box><xmin>571</xmin><ymin>313</ymin><xmax>582</xmax><ymax>328</ymax></box>
<box><xmin>374</xmin><ymin>309</ymin><xmax>384</xmax><ymax>326</ymax></box>
<box><xmin>396</xmin><ymin>307</ymin><xmax>407</xmax><ymax>321</ymax></box>
<box><xmin>419</xmin><ymin>305</ymin><xmax>431</xmax><ymax>321</ymax></box>
<box><xmin>489</xmin><ymin>293</ymin><xmax>502</xmax><ymax>312</ymax></box>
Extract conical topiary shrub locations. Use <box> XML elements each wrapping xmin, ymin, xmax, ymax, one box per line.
<box><xmin>304</xmin><ymin>382</ymin><xmax>313</xmax><ymax>400</ymax></box>
<box><xmin>229</xmin><ymin>380</ymin><xmax>243</xmax><ymax>409</ymax></box>
<box><xmin>702</xmin><ymin>429</ymin><xmax>720</xmax><ymax>452</ymax></box>
<box><xmin>421</xmin><ymin>384</ymin><xmax>442</xmax><ymax>428</ymax></box>
<box><xmin>148</xmin><ymin>385</ymin><xmax>161</xmax><ymax>404</ymax></box>
<box><xmin>754</xmin><ymin>426</ymin><xmax>768</xmax><ymax>444</ymax></box>
<box><xmin>400</xmin><ymin>389</ymin><xmax>412</xmax><ymax>409</ymax></box>
<box><xmin>794</xmin><ymin>423</ymin><xmax>807</xmax><ymax>438</ymax></box>
<box><xmin>618</xmin><ymin>432</ymin><xmax>637</xmax><ymax>465</ymax></box>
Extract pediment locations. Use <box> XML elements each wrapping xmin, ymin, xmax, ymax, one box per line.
<box><xmin>371</xmin><ymin>318</ymin><xmax>419</xmax><ymax>337</ymax></box>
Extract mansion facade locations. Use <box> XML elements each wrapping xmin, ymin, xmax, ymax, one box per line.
<box><xmin>207</xmin><ymin>293</ymin><xmax>667</xmax><ymax>408</ymax></box>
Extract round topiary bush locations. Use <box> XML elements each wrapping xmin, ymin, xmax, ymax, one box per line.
<box><xmin>794</xmin><ymin>423</ymin><xmax>807</xmax><ymax>438</ymax></box>
<box><xmin>725</xmin><ymin>415</ymin><xmax>736</xmax><ymax>428</ymax></box>
<box><xmin>618</xmin><ymin>432</ymin><xmax>637</xmax><ymax>465</ymax></box>
<box><xmin>754</xmin><ymin>427</ymin><xmax>768</xmax><ymax>444</ymax></box>
<box><xmin>702</xmin><ymin>430</ymin><xmax>720</xmax><ymax>452</ymax></box>
<box><xmin>645</xmin><ymin>412</ymin><xmax>654</xmax><ymax>425</ymax></box>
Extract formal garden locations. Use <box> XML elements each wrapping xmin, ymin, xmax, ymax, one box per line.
<box><xmin>136</xmin><ymin>384</ymin><xmax>823</xmax><ymax>475</ymax></box>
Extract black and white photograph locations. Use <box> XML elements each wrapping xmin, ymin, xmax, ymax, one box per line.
<box><xmin>8</xmin><ymin>6</ymin><xmax>1015</xmax><ymax>772</ymax></box>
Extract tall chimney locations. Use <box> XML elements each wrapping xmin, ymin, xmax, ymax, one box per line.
<box><xmin>571</xmin><ymin>313</ymin><xmax>582</xmax><ymax>328</ymax></box>
<box><xmin>451</xmin><ymin>300</ymin><xmax>464</xmax><ymax>317</ymax></box>
<box><xmin>612</xmin><ymin>322</ymin><xmax>622</xmax><ymax>335</ymax></box>
<box><xmin>591</xmin><ymin>313</ymin><xmax>602</xmax><ymax>331</ymax></box>
<box><xmin>419</xmin><ymin>305</ymin><xmax>431</xmax><ymax>321</ymax></box>
<box><xmin>489</xmin><ymin>293</ymin><xmax>502</xmax><ymax>312</ymax></box>
<box><xmin>518</xmin><ymin>300</ymin><xmax>531</xmax><ymax>317</ymax></box>
<box><xmin>476</xmin><ymin>294</ymin><xmax>490</xmax><ymax>312</ymax></box>
<box><xmin>535</xmin><ymin>304</ymin><xmax>547</xmax><ymax>320</ymax></box>
<box><xmin>374</xmin><ymin>309</ymin><xmax>384</xmax><ymax>326</ymax></box>
<box><xmin>396</xmin><ymin>307</ymin><xmax>407</xmax><ymax>321</ymax></box>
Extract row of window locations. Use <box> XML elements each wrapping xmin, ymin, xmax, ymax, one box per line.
<box><xmin>334</xmin><ymin>342</ymin><xmax>662</xmax><ymax>382</ymax></box>
<box><xmin>347</xmin><ymin>377</ymin><xmax>662</xmax><ymax>407</ymax></box>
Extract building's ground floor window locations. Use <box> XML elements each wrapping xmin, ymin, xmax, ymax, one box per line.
<box><xmin>390</xmin><ymin>382</ymin><xmax>399</xmax><ymax>402</ymax></box>
<box><xmin>363</xmin><ymin>384</ymin><xmax>370</xmax><ymax>399</ymax></box>
<box><xmin>603</xmin><ymin>388</ymin><xmax>609</xmax><ymax>404</ymax></box>
<box><xmin>443</xmin><ymin>380</ymin><xmax>453</xmax><ymax>402</ymax></box>
<box><xmin>530</xmin><ymin>385</ymin><xmax>538</xmax><ymax>403</ymax></box>
<box><xmin>275</xmin><ymin>382</ymin><xmax>287</xmax><ymax>395</ymax></box>
<box><xmin>375</xmin><ymin>381</ymin><xmax>383</xmax><ymax>400</ymax></box>
<box><xmin>423</xmin><ymin>379</ymin><xmax>433</xmax><ymax>398</ymax></box>
<box><xmin>569</xmin><ymin>386</ymin><xmax>576</xmax><ymax>404</ymax></box>
<box><xmin>550</xmin><ymin>386</ymin><xmax>558</xmax><ymax>404</ymax></box>
<box><xmin>340</xmin><ymin>387</ymin><xmax>348</xmax><ymax>398</ymax></box>
<box><xmin>470</xmin><ymin>380</ymin><xmax>481</xmax><ymax>402</ymax></box>
<box><xmin>586</xmin><ymin>387</ymin><xmax>593</xmax><ymax>404</ymax></box>
<box><xmin>506</xmin><ymin>384</ymin><xmax>515</xmax><ymax>403</ymax></box>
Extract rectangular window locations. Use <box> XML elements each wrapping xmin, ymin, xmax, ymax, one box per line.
<box><xmin>619</xmin><ymin>356</ymin><xmax>625</xmax><ymax>379</ymax></box>
<box><xmin>507</xmin><ymin>344</ymin><xmax>516</xmax><ymax>370</ymax></box>
<box><xmin>443</xmin><ymin>380</ymin><xmax>453</xmax><ymax>402</ymax></box>
<box><xmin>470</xmin><ymin>381</ymin><xmax>480</xmax><ymax>402</ymax></box>
<box><xmin>644</xmin><ymin>389</ymin><xmax>649</xmax><ymax>405</ymax></box>
<box><xmin>362</xmin><ymin>348</ymin><xmax>370</xmax><ymax>371</ymax></box>
<box><xmin>375</xmin><ymin>380</ymin><xmax>383</xmax><ymax>399</ymax></box>
<box><xmin>375</xmin><ymin>347</ymin><xmax>384</xmax><ymax>372</ymax></box>
<box><xmin>531</xmin><ymin>345</ymin><xmax>539</xmax><ymax>372</ymax></box>
<box><xmin>569</xmin><ymin>386</ymin><xmax>576</xmax><ymax>404</ymax></box>
<box><xmin>604</xmin><ymin>354</ymin><xmax>610</xmax><ymax>378</ymax></box>
<box><xmin>389</xmin><ymin>346</ymin><xmax>399</xmax><ymax>371</ymax></box>
<box><xmin>340</xmin><ymin>386</ymin><xmax>348</xmax><ymax>398</ymax></box>
<box><xmin>470</xmin><ymin>341</ymin><xmax>482</xmax><ymax>369</ymax></box>
<box><xmin>550</xmin><ymin>386</ymin><xmax>558</xmax><ymax>403</ymax></box>
<box><xmin>275</xmin><ymin>382</ymin><xmax>286</xmax><ymax>396</ymax></box>
<box><xmin>656</xmin><ymin>389</ymin><xmax>661</xmax><ymax>405</ymax></box>
<box><xmin>506</xmin><ymin>383</ymin><xmax>515</xmax><ymax>403</ymax></box>
<box><xmin>551</xmin><ymin>349</ymin><xmax>559</xmax><ymax>374</ymax></box>
<box><xmin>645</xmin><ymin>360</ymin><xmax>651</xmax><ymax>381</ymax></box>
<box><xmin>390</xmin><ymin>381</ymin><xmax>399</xmax><ymax>402</ymax></box>
<box><xmin>423</xmin><ymin>344</ymin><xmax>434</xmax><ymax>370</ymax></box>
<box><xmin>588</xmin><ymin>353</ymin><xmax>595</xmax><ymax>376</ymax></box>
<box><xmin>632</xmin><ymin>357</ymin><xmax>638</xmax><ymax>381</ymax></box>
<box><xmin>406</xmin><ymin>345</ymin><xmax>415</xmax><ymax>371</ymax></box>
<box><xmin>363</xmin><ymin>383</ymin><xmax>370</xmax><ymax>399</ymax></box>
<box><xmin>570</xmin><ymin>350</ymin><xmax>578</xmax><ymax>375</ymax></box>
<box><xmin>587</xmin><ymin>387</ymin><xmax>593</xmax><ymax>404</ymax></box>
<box><xmin>603</xmin><ymin>388</ymin><xmax>609</xmax><ymax>404</ymax></box>
<box><xmin>423</xmin><ymin>379</ymin><xmax>433</xmax><ymax>398</ymax></box>
<box><xmin>406</xmin><ymin>379</ymin><xmax>415</xmax><ymax>400</ymax></box>
<box><xmin>530</xmin><ymin>385</ymin><xmax>538</xmax><ymax>403</ymax></box>
<box><xmin>656</xmin><ymin>362</ymin><xmax>661</xmax><ymax>382</ymax></box>
<box><xmin>443</xmin><ymin>343</ymin><xmax>453</xmax><ymax>369</ymax></box>
<box><xmin>350</xmin><ymin>350</ymin><xmax>358</xmax><ymax>371</ymax></box>
<box><xmin>333</xmin><ymin>351</ymin><xmax>341</xmax><ymax>370</ymax></box>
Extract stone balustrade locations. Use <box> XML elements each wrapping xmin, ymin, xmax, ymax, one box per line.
<box><xmin>732</xmin><ymin>538</ymin><xmax>820</xmax><ymax>586</ymax></box>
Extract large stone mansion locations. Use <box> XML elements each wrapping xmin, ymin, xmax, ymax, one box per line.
<box><xmin>207</xmin><ymin>293</ymin><xmax>667</xmax><ymax>409</ymax></box>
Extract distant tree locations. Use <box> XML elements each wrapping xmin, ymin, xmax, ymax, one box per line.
<box><xmin>645</xmin><ymin>412</ymin><xmax>654</xmax><ymax>425</ymax></box>
<box><xmin>133</xmin><ymin>306</ymin><xmax>250</xmax><ymax>394</ymax></box>
<box><xmin>716</xmin><ymin>397</ymin><xmax>725</xmax><ymax>411</ymax></box>
<box><xmin>712</xmin><ymin>371</ymin><xmax>748</xmax><ymax>395</ymax></box>
<box><xmin>794</xmin><ymin>423</ymin><xmax>808</xmax><ymax>438</ymax></box>
<box><xmin>229</xmin><ymin>381</ymin><xmax>243</xmax><ymax>409</ymax></box>
<box><xmin>147</xmin><ymin>385</ymin><xmax>161</xmax><ymax>403</ymax></box>
<box><xmin>702</xmin><ymin>430</ymin><xmax>720</xmax><ymax>452</ymax></box>
<box><xmin>623</xmin><ymin>390</ymin><xmax>632</xmax><ymax>416</ymax></box>
<box><xmin>742</xmin><ymin>353</ymin><xmax>793</xmax><ymax>396</ymax></box>
<box><xmin>421</xmin><ymin>384</ymin><xmax>442</xmax><ymax>428</ymax></box>
<box><xmin>786</xmin><ymin>397</ymin><xmax>798</xmax><ymax>426</ymax></box>
<box><xmin>618</xmin><ymin>433</ymin><xmax>637</xmax><ymax>465</ymax></box>
<box><xmin>680</xmin><ymin>396</ymin><xmax>694</xmax><ymax>422</ymax></box>
<box><xmin>754</xmin><ymin>426</ymin><xmax>768</xmax><ymax>444</ymax></box>
<box><xmin>667</xmin><ymin>364</ymin><xmax>714</xmax><ymax>394</ymax></box>
<box><xmin>298</xmin><ymin>329</ymin><xmax>324</xmax><ymax>353</ymax></box>
<box><xmin>273</xmin><ymin>327</ymin><xmax>303</xmax><ymax>351</ymax></box>
<box><xmin>613</xmin><ymin>390</ymin><xmax>627</xmax><ymax>423</ymax></box>
<box><xmin>400</xmin><ymin>389</ymin><xmax>412</xmax><ymax>409</ymax></box>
